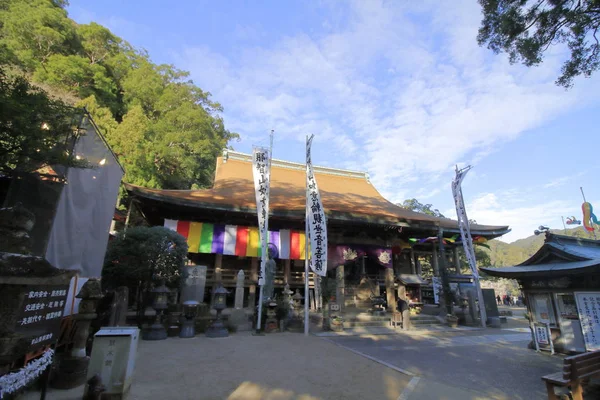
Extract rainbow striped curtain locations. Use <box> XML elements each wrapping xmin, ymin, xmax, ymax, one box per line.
<box><xmin>164</xmin><ymin>219</ymin><xmax>306</xmax><ymax>260</ymax></box>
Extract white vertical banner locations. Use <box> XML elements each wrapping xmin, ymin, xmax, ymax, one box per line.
<box><xmin>306</xmin><ymin>135</ymin><xmax>327</xmax><ymax>276</ymax></box>
<box><xmin>252</xmin><ymin>146</ymin><xmax>270</xmax><ymax>285</ymax></box>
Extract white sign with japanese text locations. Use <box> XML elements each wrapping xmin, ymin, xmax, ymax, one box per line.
<box><xmin>574</xmin><ymin>291</ymin><xmax>600</xmax><ymax>351</ymax></box>
<box><xmin>306</xmin><ymin>136</ymin><xmax>327</xmax><ymax>277</ymax></box>
<box><xmin>252</xmin><ymin>146</ymin><xmax>270</xmax><ymax>285</ymax></box>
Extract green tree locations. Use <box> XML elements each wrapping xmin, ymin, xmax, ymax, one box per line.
<box><xmin>0</xmin><ymin>68</ymin><xmax>85</xmax><ymax>176</ymax></box>
<box><xmin>0</xmin><ymin>0</ymin><xmax>75</xmax><ymax>70</ymax></box>
<box><xmin>102</xmin><ymin>226</ymin><xmax>188</xmax><ymax>326</ymax></box>
<box><xmin>400</xmin><ymin>198</ymin><xmax>446</xmax><ymax>218</ymax></box>
<box><xmin>33</xmin><ymin>54</ymin><xmax>118</xmax><ymax>111</ymax></box>
<box><xmin>478</xmin><ymin>0</ymin><xmax>600</xmax><ymax>88</ymax></box>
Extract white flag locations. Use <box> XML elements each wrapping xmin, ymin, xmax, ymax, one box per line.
<box><xmin>306</xmin><ymin>136</ymin><xmax>327</xmax><ymax>276</ymax></box>
<box><xmin>252</xmin><ymin>146</ymin><xmax>270</xmax><ymax>285</ymax></box>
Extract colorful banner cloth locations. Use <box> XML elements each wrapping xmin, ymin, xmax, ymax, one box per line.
<box><xmin>164</xmin><ymin>220</ymin><xmax>306</xmax><ymax>260</ymax></box>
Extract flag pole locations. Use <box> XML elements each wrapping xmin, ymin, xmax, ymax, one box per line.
<box><xmin>255</xmin><ymin>130</ymin><xmax>274</xmax><ymax>335</ymax></box>
<box><xmin>304</xmin><ymin>134</ymin><xmax>310</xmax><ymax>336</ymax></box>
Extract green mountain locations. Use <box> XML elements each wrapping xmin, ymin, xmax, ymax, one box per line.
<box><xmin>486</xmin><ymin>226</ymin><xmax>593</xmax><ymax>267</ymax></box>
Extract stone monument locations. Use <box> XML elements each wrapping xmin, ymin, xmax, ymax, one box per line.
<box><xmin>228</xmin><ymin>270</ymin><xmax>250</xmax><ymax>331</ymax></box>
<box><xmin>234</xmin><ymin>270</ymin><xmax>245</xmax><ymax>309</ymax></box>
<box><xmin>181</xmin><ymin>265</ymin><xmax>207</xmax><ymax>304</ymax></box>
<box><xmin>109</xmin><ymin>286</ymin><xmax>128</xmax><ymax>326</ymax></box>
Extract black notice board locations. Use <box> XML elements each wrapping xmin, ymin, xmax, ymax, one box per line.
<box><xmin>482</xmin><ymin>288</ymin><xmax>500</xmax><ymax>318</ymax></box>
<box><xmin>14</xmin><ymin>285</ymin><xmax>70</xmax><ymax>351</ymax></box>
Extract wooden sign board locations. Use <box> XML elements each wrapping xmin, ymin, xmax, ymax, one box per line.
<box><xmin>574</xmin><ymin>291</ymin><xmax>600</xmax><ymax>351</ymax></box>
<box><xmin>14</xmin><ymin>284</ymin><xmax>70</xmax><ymax>352</ymax></box>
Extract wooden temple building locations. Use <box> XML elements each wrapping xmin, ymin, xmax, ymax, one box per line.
<box><xmin>126</xmin><ymin>149</ymin><xmax>510</xmax><ymax>313</ymax></box>
<box><xmin>482</xmin><ymin>233</ymin><xmax>600</xmax><ymax>353</ymax></box>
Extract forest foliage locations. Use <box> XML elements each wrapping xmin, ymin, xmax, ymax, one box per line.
<box><xmin>0</xmin><ymin>0</ymin><xmax>238</xmax><ymax>189</ymax></box>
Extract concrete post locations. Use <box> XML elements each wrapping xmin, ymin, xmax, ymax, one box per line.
<box><xmin>336</xmin><ymin>265</ymin><xmax>345</xmax><ymax>311</ymax></box>
<box><xmin>248</xmin><ymin>257</ymin><xmax>258</xmax><ymax>307</ymax></box>
<box><xmin>284</xmin><ymin>259</ymin><xmax>291</xmax><ymax>285</ymax></box>
<box><xmin>453</xmin><ymin>246</ymin><xmax>461</xmax><ymax>274</ymax></box>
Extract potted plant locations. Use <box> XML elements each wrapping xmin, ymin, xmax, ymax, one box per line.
<box><xmin>330</xmin><ymin>315</ymin><xmax>344</xmax><ymax>332</ymax></box>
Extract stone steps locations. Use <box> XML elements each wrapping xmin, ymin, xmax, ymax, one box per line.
<box><xmin>341</xmin><ymin>312</ymin><xmax>443</xmax><ymax>328</ymax></box>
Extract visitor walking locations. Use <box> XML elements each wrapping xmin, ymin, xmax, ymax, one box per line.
<box><xmin>397</xmin><ymin>297</ymin><xmax>410</xmax><ymax>331</ymax></box>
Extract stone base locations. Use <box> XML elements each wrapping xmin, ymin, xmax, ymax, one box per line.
<box><xmin>228</xmin><ymin>309</ymin><xmax>251</xmax><ymax>331</ymax></box>
<box><xmin>487</xmin><ymin>317</ymin><xmax>502</xmax><ymax>328</ymax></box>
<box><xmin>179</xmin><ymin>321</ymin><xmax>196</xmax><ymax>338</ymax></box>
<box><xmin>264</xmin><ymin>318</ymin><xmax>278</xmax><ymax>333</ymax></box>
<box><xmin>142</xmin><ymin>324</ymin><xmax>167</xmax><ymax>340</ymax></box>
<box><xmin>205</xmin><ymin>321</ymin><xmax>229</xmax><ymax>338</ymax></box>
<box><xmin>51</xmin><ymin>356</ymin><xmax>89</xmax><ymax>389</ymax></box>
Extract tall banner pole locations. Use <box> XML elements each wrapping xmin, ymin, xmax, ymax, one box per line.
<box><xmin>452</xmin><ymin>165</ymin><xmax>487</xmax><ymax>328</ymax></box>
<box><xmin>252</xmin><ymin>134</ymin><xmax>273</xmax><ymax>334</ymax></box>
<box><xmin>304</xmin><ymin>134</ymin><xmax>328</xmax><ymax>336</ymax></box>
<box><xmin>304</xmin><ymin>135</ymin><xmax>311</xmax><ymax>336</ymax></box>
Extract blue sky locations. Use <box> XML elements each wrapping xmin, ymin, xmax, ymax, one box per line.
<box><xmin>68</xmin><ymin>0</ymin><xmax>600</xmax><ymax>243</ymax></box>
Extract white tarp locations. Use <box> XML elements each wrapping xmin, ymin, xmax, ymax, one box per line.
<box><xmin>45</xmin><ymin>116</ymin><xmax>123</xmax><ymax>278</ymax></box>
<box><xmin>306</xmin><ymin>136</ymin><xmax>327</xmax><ymax>277</ymax></box>
<box><xmin>252</xmin><ymin>146</ymin><xmax>270</xmax><ymax>285</ymax></box>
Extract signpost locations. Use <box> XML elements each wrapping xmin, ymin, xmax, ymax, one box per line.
<box><xmin>574</xmin><ymin>291</ymin><xmax>600</xmax><ymax>351</ymax></box>
<box><xmin>531</xmin><ymin>321</ymin><xmax>555</xmax><ymax>355</ymax></box>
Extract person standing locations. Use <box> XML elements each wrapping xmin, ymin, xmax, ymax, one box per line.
<box><xmin>397</xmin><ymin>296</ymin><xmax>410</xmax><ymax>330</ymax></box>
<box><xmin>496</xmin><ymin>295</ymin><xmax>501</xmax><ymax>305</ymax></box>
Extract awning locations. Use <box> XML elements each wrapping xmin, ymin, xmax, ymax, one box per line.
<box><xmin>481</xmin><ymin>259</ymin><xmax>600</xmax><ymax>278</ymax></box>
<box><xmin>397</xmin><ymin>274</ymin><xmax>428</xmax><ymax>285</ymax></box>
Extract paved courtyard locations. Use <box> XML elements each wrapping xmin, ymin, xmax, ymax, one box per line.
<box><xmin>25</xmin><ymin>308</ymin><xmax>570</xmax><ymax>400</ymax></box>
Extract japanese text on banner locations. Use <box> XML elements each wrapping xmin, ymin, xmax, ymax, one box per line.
<box><xmin>252</xmin><ymin>146</ymin><xmax>270</xmax><ymax>285</ymax></box>
<box><xmin>306</xmin><ymin>136</ymin><xmax>327</xmax><ymax>277</ymax></box>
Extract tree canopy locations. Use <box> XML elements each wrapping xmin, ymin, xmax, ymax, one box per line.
<box><xmin>400</xmin><ymin>198</ymin><xmax>446</xmax><ymax>218</ymax></box>
<box><xmin>0</xmin><ymin>0</ymin><xmax>238</xmax><ymax>189</ymax></box>
<box><xmin>478</xmin><ymin>0</ymin><xmax>600</xmax><ymax>88</ymax></box>
<box><xmin>0</xmin><ymin>69</ymin><xmax>86</xmax><ymax>176</ymax></box>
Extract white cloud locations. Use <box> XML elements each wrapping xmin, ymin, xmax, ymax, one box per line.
<box><xmin>170</xmin><ymin>0</ymin><xmax>600</xmax><ymax>240</ymax></box>
<box><xmin>465</xmin><ymin>192</ymin><xmax>573</xmax><ymax>243</ymax></box>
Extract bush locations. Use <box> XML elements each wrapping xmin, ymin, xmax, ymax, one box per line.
<box><xmin>102</xmin><ymin>226</ymin><xmax>188</xmax><ymax>290</ymax></box>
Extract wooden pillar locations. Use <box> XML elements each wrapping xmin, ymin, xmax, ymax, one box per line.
<box><xmin>215</xmin><ymin>254</ymin><xmax>223</xmax><ymax>283</ymax></box>
<box><xmin>336</xmin><ymin>265</ymin><xmax>345</xmax><ymax>311</ymax></box>
<box><xmin>453</xmin><ymin>246</ymin><xmax>461</xmax><ymax>274</ymax></box>
<box><xmin>432</xmin><ymin>246</ymin><xmax>440</xmax><ymax>276</ymax></box>
<box><xmin>385</xmin><ymin>267</ymin><xmax>396</xmax><ymax>312</ymax></box>
<box><xmin>248</xmin><ymin>257</ymin><xmax>258</xmax><ymax>307</ymax></box>
<box><xmin>284</xmin><ymin>259</ymin><xmax>291</xmax><ymax>285</ymax></box>
<box><xmin>409</xmin><ymin>249</ymin><xmax>416</xmax><ymax>274</ymax></box>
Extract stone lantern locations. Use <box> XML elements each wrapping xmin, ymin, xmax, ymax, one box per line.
<box><xmin>145</xmin><ymin>280</ymin><xmax>170</xmax><ymax>340</ymax></box>
<box><xmin>206</xmin><ymin>285</ymin><xmax>229</xmax><ymax>338</ymax></box>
